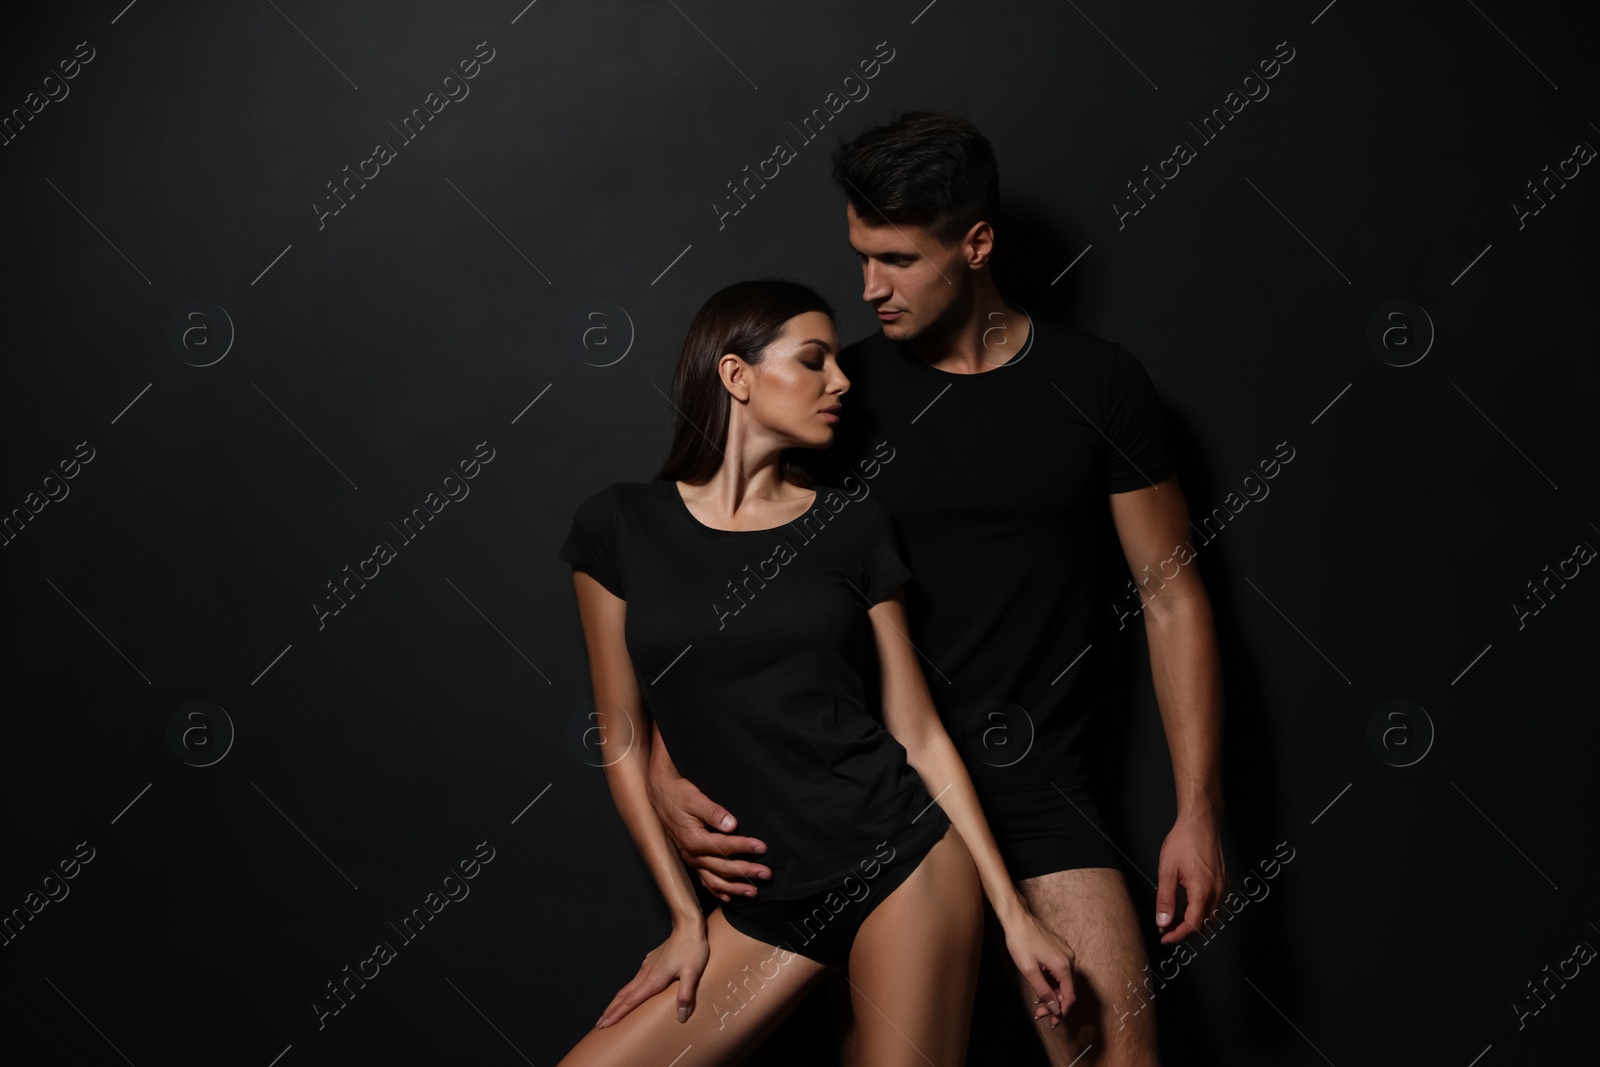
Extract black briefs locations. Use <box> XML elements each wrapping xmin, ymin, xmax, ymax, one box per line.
<box><xmin>721</xmin><ymin>814</ymin><xmax>953</xmax><ymax>966</ymax></box>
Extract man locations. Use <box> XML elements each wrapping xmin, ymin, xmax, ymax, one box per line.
<box><xmin>647</xmin><ymin>110</ymin><xmax>1225</xmax><ymax>1066</ymax></box>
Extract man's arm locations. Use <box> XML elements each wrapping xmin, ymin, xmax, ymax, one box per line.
<box><xmin>645</xmin><ymin>720</ymin><xmax>771</xmax><ymax>902</ymax></box>
<box><xmin>1108</xmin><ymin>475</ymin><xmax>1227</xmax><ymax>945</ymax></box>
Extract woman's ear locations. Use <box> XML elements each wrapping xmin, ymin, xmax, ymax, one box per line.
<box><xmin>718</xmin><ymin>352</ymin><xmax>751</xmax><ymax>401</ymax></box>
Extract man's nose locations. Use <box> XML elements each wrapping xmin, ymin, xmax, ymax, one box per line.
<box><xmin>861</xmin><ymin>263</ymin><xmax>889</xmax><ymax>302</ymax></box>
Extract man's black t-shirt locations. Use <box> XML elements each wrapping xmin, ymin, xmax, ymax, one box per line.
<box><xmin>797</xmin><ymin>308</ymin><xmax>1175</xmax><ymax>794</ymax></box>
<box><xmin>558</xmin><ymin>477</ymin><xmax>951</xmax><ymax>900</ymax></box>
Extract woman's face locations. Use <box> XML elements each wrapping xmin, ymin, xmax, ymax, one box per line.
<box><xmin>731</xmin><ymin>310</ymin><xmax>850</xmax><ymax>450</ymax></box>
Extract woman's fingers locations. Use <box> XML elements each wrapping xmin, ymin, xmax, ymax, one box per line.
<box><xmin>1005</xmin><ymin>916</ymin><xmax>1079</xmax><ymax>1030</ymax></box>
<box><xmin>1043</xmin><ymin>957</ymin><xmax>1075</xmax><ymax>1014</ymax></box>
<box><xmin>596</xmin><ymin>966</ymin><xmax>658</xmax><ymax>1029</ymax></box>
<box><xmin>595</xmin><ymin>983</ymin><xmax>630</xmax><ymax>1029</ymax></box>
<box><xmin>1018</xmin><ymin>959</ymin><xmax>1061</xmax><ymax>1017</ymax></box>
<box><xmin>677</xmin><ymin>961</ymin><xmax>704</xmax><ymax>1023</ymax></box>
<box><xmin>596</xmin><ymin>935</ymin><xmax>709</xmax><ymax>1028</ymax></box>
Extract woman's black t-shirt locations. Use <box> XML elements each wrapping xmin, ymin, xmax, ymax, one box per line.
<box><xmin>558</xmin><ymin>477</ymin><xmax>951</xmax><ymax>900</ymax></box>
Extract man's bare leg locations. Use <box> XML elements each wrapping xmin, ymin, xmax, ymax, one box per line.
<box><xmin>997</xmin><ymin>867</ymin><xmax>1161</xmax><ymax>1067</ymax></box>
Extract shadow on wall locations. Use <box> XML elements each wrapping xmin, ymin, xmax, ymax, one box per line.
<box><xmin>989</xmin><ymin>198</ymin><xmax>1095</xmax><ymax>326</ymax></box>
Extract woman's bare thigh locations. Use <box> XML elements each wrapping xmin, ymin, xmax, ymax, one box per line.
<box><xmin>845</xmin><ymin>823</ymin><xmax>986</xmax><ymax>1067</ymax></box>
<box><xmin>557</xmin><ymin>908</ymin><xmax>834</xmax><ymax>1067</ymax></box>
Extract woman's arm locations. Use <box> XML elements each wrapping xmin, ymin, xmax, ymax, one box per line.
<box><xmin>570</xmin><ymin>570</ymin><xmax>709</xmax><ymax>1026</ymax></box>
<box><xmin>868</xmin><ymin>586</ymin><xmax>1075</xmax><ymax>1020</ymax></box>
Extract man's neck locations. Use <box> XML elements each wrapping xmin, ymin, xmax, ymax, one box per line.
<box><xmin>905</xmin><ymin>278</ymin><xmax>1031</xmax><ymax>374</ymax></box>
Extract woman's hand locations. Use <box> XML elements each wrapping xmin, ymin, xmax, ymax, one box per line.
<box><xmin>595</xmin><ymin>921</ymin><xmax>710</xmax><ymax>1029</ymax></box>
<box><xmin>1001</xmin><ymin>907</ymin><xmax>1077</xmax><ymax>1029</ymax></box>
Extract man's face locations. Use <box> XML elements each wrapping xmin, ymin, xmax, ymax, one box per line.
<box><xmin>845</xmin><ymin>201</ymin><xmax>964</xmax><ymax>342</ymax></box>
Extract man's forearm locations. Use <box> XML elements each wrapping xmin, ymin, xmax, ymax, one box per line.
<box><xmin>1144</xmin><ymin>591</ymin><xmax>1224</xmax><ymax>818</ymax></box>
<box><xmin>646</xmin><ymin>721</ymin><xmax>701</xmax><ymax>832</ymax></box>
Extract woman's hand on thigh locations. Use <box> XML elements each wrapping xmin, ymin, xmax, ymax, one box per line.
<box><xmin>595</xmin><ymin>922</ymin><xmax>711</xmax><ymax>1029</ymax></box>
<box><xmin>1001</xmin><ymin>907</ymin><xmax>1077</xmax><ymax>1028</ymax></box>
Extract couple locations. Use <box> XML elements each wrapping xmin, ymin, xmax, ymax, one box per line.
<box><xmin>556</xmin><ymin>111</ymin><xmax>1225</xmax><ymax>1066</ymax></box>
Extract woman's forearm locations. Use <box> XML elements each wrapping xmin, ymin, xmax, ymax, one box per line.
<box><xmin>905</xmin><ymin>731</ymin><xmax>1028</xmax><ymax>927</ymax></box>
<box><xmin>602</xmin><ymin>745</ymin><xmax>705</xmax><ymax>931</ymax></box>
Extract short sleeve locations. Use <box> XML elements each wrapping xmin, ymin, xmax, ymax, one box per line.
<box><xmin>558</xmin><ymin>485</ymin><xmax>627</xmax><ymax>599</ymax></box>
<box><xmin>1103</xmin><ymin>346</ymin><xmax>1176</xmax><ymax>493</ymax></box>
<box><xmin>858</xmin><ymin>496</ymin><xmax>912</xmax><ymax>604</ymax></box>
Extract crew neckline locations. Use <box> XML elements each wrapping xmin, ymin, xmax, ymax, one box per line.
<box><xmin>896</xmin><ymin>303</ymin><xmax>1036</xmax><ymax>379</ymax></box>
<box><xmin>660</xmin><ymin>478</ymin><xmax>822</xmax><ymax>538</ymax></box>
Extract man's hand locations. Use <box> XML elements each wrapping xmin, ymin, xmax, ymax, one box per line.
<box><xmin>1154</xmin><ymin>809</ymin><xmax>1226</xmax><ymax>944</ymax></box>
<box><xmin>646</xmin><ymin>724</ymin><xmax>771</xmax><ymax>902</ymax></box>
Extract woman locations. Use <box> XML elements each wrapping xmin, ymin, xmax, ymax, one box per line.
<box><xmin>555</xmin><ymin>279</ymin><xmax>1075</xmax><ymax>1065</ymax></box>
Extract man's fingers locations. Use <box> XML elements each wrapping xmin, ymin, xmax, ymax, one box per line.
<box><xmin>1155</xmin><ymin>872</ymin><xmax>1204</xmax><ymax>944</ymax></box>
<box><xmin>693</xmin><ymin>869</ymin><xmax>734</xmax><ymax>902</ymax></box>
<box><xmin>694</xmin><ymin>867</ymin><xmax>767</xmax><ymax>900</ymax></box>
<box><xmin>1180</xmin><ymin>892</ymin><xmax>1206</xmax><ymax>943</ymax></box>
<box><xmin>694</xmin><ymin>797</ymin><xmax>737</xmax><ymax>833</ymax></box>
<box><xmin>683</xmin><ymin>830</ymin><xmax>767</xmax><ymax>858</ymax></box>
<box><xmin>701</xmin><ymin>873</ymin><xmax>760</xmax><ymax>899</ymax></box>
<box><xmin>659</xmin><ymin>781</ymin><xmax>762</xmax><ymax>853</ymax></box>
<box><xmin>1154</xmin><ymin>863</ymin><xmax>1178</xmax><ymax>932</ymax></box>
<box><xmin>665</xmin><ymin>779</ymin><xmax>736</xmax><ymax>834</ymax></box>
<box><xmin>688</xmin><ymin>850</ymin><xmax>770</xmax><ymax>883</ymax></box>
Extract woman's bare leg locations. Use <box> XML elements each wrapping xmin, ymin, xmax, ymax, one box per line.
<box><xmin>557</xmin><ymin>908</ymin><xmax>834</xmax><ymax>1067</ymax></box>
<box><xmin>845</xmin><ymin>824</ymin><xmax>985</xmax><ymax>1066</ymax></box>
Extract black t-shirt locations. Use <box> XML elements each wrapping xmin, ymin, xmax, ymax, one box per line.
<box><xmin>558</xmin><ymin>477</ymin><xmax>951</xmax><ymax>900</ymax></box>
<box><xmin>797</xmin><ymin>308</ymin><xmax>1175</xmax><ymax>794</ymax></box>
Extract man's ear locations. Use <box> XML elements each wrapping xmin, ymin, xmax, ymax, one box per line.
<box><xmin>964</xmin><ymin>220</ymin><xmax>995</xmax><ymax>269</ymax></box>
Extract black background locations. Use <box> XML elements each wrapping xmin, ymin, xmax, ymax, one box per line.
<box><xmin>3</xmin><ymin>2</ymin><xmax>1596</xmax><ymax>1065</ymax></box>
